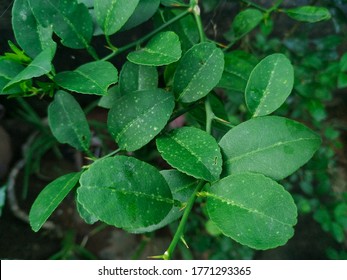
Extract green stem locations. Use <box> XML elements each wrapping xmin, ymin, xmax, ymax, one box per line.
<box><xmin>192</xmin><ymin>4</ymin><xmax>206</xmax><ymax>43</ymax></box>
<box><xmin>101</xmin><ymin>9</ymin><xmax>191</xmax><ymax>61</ymax></box>
<box><xmin>213</xmin><ymin>116</ymin><xmax>235</xmax><ymax>128</ymax></box>
<box><xmin>168</xmin><ymin>101</ymin><xmax>202</xmax><ymax>123</ymax></box>
<box><xmin>164</xmin><ymin>180</ymin><xmax>205</xmax><ymax>260</ymax></box>
<box><xmin>87</xmin><ymin>46</ymin><xmax>99</xmax><ymax>60</ymax></box>
<box><xmin>205</xmin><ymin>96</ymin><xmax>215</xmax><ymax>135</ymax></box>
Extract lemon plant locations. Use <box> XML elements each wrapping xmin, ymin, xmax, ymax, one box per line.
<box><xmin>0</xmin><ymin>0</ymin><xmax>332</xmax><ymax>259</ymax></box>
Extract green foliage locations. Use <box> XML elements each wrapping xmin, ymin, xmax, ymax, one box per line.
<box><xmin>3</xmin><ymin>0</ymin><xmax>345</xmax><ymax>260</ymax></box>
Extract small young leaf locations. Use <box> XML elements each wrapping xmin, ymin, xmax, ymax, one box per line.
<box><xmin>12</xmin><ymin>0</ymin><xmax>56</xmax><ymax>58</ymax></box>
<box><xmin>206</xmin><ymin>172</ymin><xmax>297</xmax><ymax>250</ymax></box>
<box><xmin>128</xmin><ymin>170</ymin><xmax>198</xmax><ymax>233</ymax></box>
<box><xmin>29</xmin><ymin>172</ymin><xmax>82</xmax><ymax>232</ymax></box>
<box><xmin>119</xmin><ymin>61</ymin><xmax>158</xmax><ymax>95</ymax></box>
<box><xmin>77</xmin><ymin>156</ymin><xmax>174</xmax><ymax>230</ymax></box>
<box><xmin>156</xmin><ymin>127</ymin><xmax>222</xmax><ymax>182</ymax></box>
<box><xmin>54</xmin><ymin>61</ymin><xmax>118</xmax><ymax>95</ymax></box>
<box><xmin>28</xmin><ymin>0</ymin><xmax>93</xmax><ymax>49</ymax></box>
<box><xmin>225</xmin><ymin>9</ymin><xmax>263</xmax><ymax>41</ymax></box>
<box><xmin>121</xmin><ymin>0</ymin><xmax>160</xmax><ymax>31</ymax></box>
<box><xmin>48</xmin><ymin>91</ymin><xmax>91</xmax><ymax>151</ymax></box>
<box><xmin>4</xmin><ymin>48</ymin><xmax>54</xmax><ymax>91</ymax></box>
<box><xmin>127</xmin><ymin>31</ymin><xmax>182</xmax><ymax>66</ymax></box>
<box><xmin>173</xmin><ymin>42</ymin><xmax>224</xmax><ymax>103</ymax></box>
<box><xmin>108</xmin><ymin>89</ymin><xmax>174</xmax><ymax>151</ymax></box>
<box><xmin>285</xmin><ymin>6</ymin><xmax>331</xmax><ymax>23</ymax></box>
<box><xmin>94</xmin><ymin>0</ymin><xmax>139</xmax><ymax>35</ymax></box>
<box><xmin>0</xmin><ymin>59</ymin><xmax>25</xmax><ymax>94</ymax></box>
<box><xmin>218</xmin><ymin>51</ymin><xmax>258</xmax><ymax>92</ymax></box>
<box><xmin>219</xmin><ymin>116</ymin><xmax>321</xmax><ymax>180</ymax></box>
<box><xmin>245</xmin><ymin>53</ymin><xmax>294</xmax><ymax>117</ymax></box>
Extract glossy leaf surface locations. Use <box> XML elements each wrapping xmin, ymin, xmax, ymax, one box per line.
<box><xmin>157</xmin><ymin>127</ymin><xmax>222</xmax><ymax>182</ymax></box>
<box><xmin>219</xmin><ymin>116</ymin><xmax>321</xmax><ymax>180</ymax></box>
<box><xmin>128</xmin><ymin>170</ymin><xmax>198</xmax><ymax>233</ymax></box>
<box><xmin>285</xmin><ymin>6</ymin><xmax>331</xmax><ymax>23</ymax></box>
<box><xmin>12</xmin><ymin>0</ymin><xmax>56</xmax><ymax>58</ymax></box>
<box><xmin>48</xmin><ymin>91</ymin><xmax>91</xmax><ymax>151</ymax></box>
<box><xmin>29</xmin><ymin>172</ymin><xmax>81</xmax><ymax>232</ymax></box>
<box><xmin>127</xmin><ymin>32</ymin><xmax>182</xmax><ymax>66</ymax></box>
<box><xmin>54</xmin><ymin>61</ymin><xmax>118</xmax><ymax>95</ymax></box>
<box><xmin>108</xmin><ymin>89</ymin><xmax>174</xmax><ymax>151</ymax></box>
<box><xmin>206</xmin><ymin>173</ymin><xmax>297</xmax><ymax>250</ymax></box>
<box><xmin>119</xmin><ymin>61</ymin><xmax>158</xmax><ymax>95</ymax></box>
<box><xmin>77</xmin><ymin>156</ymin><xmax>173</xmax><ymax>230</ymax></box>
<box><xmin>94</xmin><ymin>0</ymin><xmax>139</xmax><ymax>35</ymax></box>
<box><xmin>28</xmin><ymin>0</ymin><xmax>93</xmax><ymax>49</ymax></box>
<box><xmin>245</xmin><ymin>53</ymin><xmax>294</xmax><ymax>117</ymax></box>
<box><xmin>0</xmin><ymin>59</ymin><xmax>25</xmax><ymax>94</ymax></box>
<box><xmin>173</xmin><ymin>42</ymin><xmax>224</xmax><ymax>103</ymax></box>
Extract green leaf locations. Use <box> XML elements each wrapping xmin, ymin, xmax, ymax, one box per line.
<box><xmin>121</xmin><ymin>0</ymin><xmax>160</xmax><ymax>31</ymax></box>
<box><xmin>218</xmin><ymin>50</ymin><xmax>258</xmax><ymax>92</ymax></box>
<box><xmin>245</xmin><ymin>53</ymin><xmax>294</xmax><ymax>117</ymax></box>
<box><xmin>206</xmin><ymin>172</ymin><xmax>297</xmax><ymax>250</ymax></box>
<box><xmin>98</xmin><ymin>86</ymin><xmax>122</xmax><ymax>109</ymax></box>
<box><xmin>173</xmin><ymin>42</ymin><xmax>224</xmax><ymax>103</ymax></box>
<box><xmin>160</xmin><ymin>0</ymin><xmax>187</xmax><ymax>7</ymax></box>
<box><xmin>108</xmin><ymin>89</ymin><xmax>174</xmax><ymax>151</ymax></box>
<box><xmin>28</xmin><ymin>0</ymin><xmax>93</xmax><ymax>49</ymax></box>
<box><xmin>156</xmin><ymin>127</ymin><xmax>222</xmax><ymax>182</ymax></box>
<box><xmin>77</xmin><ymin>156</ymin><xmax>174</xmax><ymax>230</ymax></box>
<box><xmin>127</xmin><ymin>32</ymin><xmax>182</xmax><ymax>66</ymax></box>
<box><xmin>338</xmin><ymin>72</ymin><xmax>347</xmax><ymax>89</ymax></box>
<box><xmin>128</xmin><ymin>170</ymin><xmax>198</xmax><ymax>233</ymax></box>
<box><xmin>219</xmin><ymin>116</ymin><xmax>321</xmax><ymax>180</ymax></box>
<box><xmin>12</xmin><ymin>0</ymin><xmax>56</xmax><ymax>58</ymax></box>
<box><xmin>48</xmin><ymin>90</ymin><xmax>91</xmax><ymax>151</ymax></box>
<box><xmin>225</xmin><ymin>9</ymin><xmax>263</xmax><ymax>41</ymax></box>
<box><xmin>4</xmin><ymin>48</ymin><xmax>54</xmax><ymax>91</ymax></box>
<box><xmin>76</xmin><ymin>200</ymin><xmax>99</xmax><ymax>225</ymax></box>
<box><xmin>119</xmin><ymin>61</ymin><xmax>158</xmax><ymax>95</ymax></box>
<box><xmin>95</xmin><ymin>0</ymin><xmax>139</xmax><ymax>35</ymax></box>
<box><xmin>54</xmin><ymin>61</ymin><xmax>118</xmax><ymax>95</ymax></box>
<box><xmin>285</xmin><ymin>6</ymin><xmax>331</xmax><ymax>23</ymax></box>
<box><xmin>29</xmin><ymin>172</ymin><xmax>82</xmax><ymax>232</ymax></box>
<box><xmin>0</xmin><ymin>59</ymin><xmax>25</xmax><ymax>94</ymax></box>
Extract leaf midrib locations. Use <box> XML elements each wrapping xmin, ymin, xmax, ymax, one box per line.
<box><xmin>224</xmin><ymin>137</ymin><xmax>317</xmax><ymax>164</ymax></box>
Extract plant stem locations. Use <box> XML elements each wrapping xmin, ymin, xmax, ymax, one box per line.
<box><xmin>164</xmin><ymin>180</ymin><xmax>205</xmax><ymax>260</ymax></box>
<box><xmin>101</xmin><ymin>9</ymin><xmax>192</xmax><ymax>61</ymax></box>
<box><xmin>205</xmin><ymin>96</ymin><xmax>215</xmax><ymax>135</ymax></box>
<box><xmin>87</xmin><ymin>46</ymin><xmax>99</xmax><ymax>60</ymax></box>
<box><xmin>168</xmin><ymin>101</ymin><xmax>202</xmax><ymax>123</ymax></box>
<box><xmin>241</xmin><ymin>0</ymin><xmax>267</xmax><ymax>12</ymax></box>
<box><xmin>192</xmin><ymin>4</ymin><xmax>206</xmax><ymax>43</ymax></box>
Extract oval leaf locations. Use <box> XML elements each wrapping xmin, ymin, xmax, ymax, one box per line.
<box><xmin>206</xmin><ymin>172</ymin><xmax>297</xmax><ymax>250</ymax></box>
<box><xmin>119</xmin><ymin>61</ymin><xmax>158</xmax><ymax>95</ymax></box>
<box><xmin>77</xmin><ymin>156</ymin><xmax>174</xmax><ymax>230</ymax></box>
<box><xmin>173</xmin><ymin>42</ymin><xmax>224</xmax><ymax>103</ymax></box>
<box><xmin>4</xmin><ymin>48</ymin><xmax>54</xmax><ymax>91</ymax></box>
<box><xmin>29</xmin><ymin>172</ymin><xmax>82</xmax><ymax>232</ymax></box>
<box><xmin>128</xmin><ymin>170</ymin><xmax>198</xmax><ymax>233</ymax></box>
<box><xmin>225</xmin><ymin>8</ymin><xmax>263</xmax><ymax>42</ymax></box>
<box><xmin>127</xmin><ymin>31</ymin><xmax>182</xmax><ymax>66</ymax></box>
<box><xmin>218</xmin><ymin>50</ymin><xmax>258</xmax><ymax>92</ymax></box>
<box><xmin>28</xmin><ymin>0</ymin><xmax>93</xmax><ymax>49</ymax></box>
<box><xmin>95</xmin><ymin>0</ymin><xmax>139</xmax><ymax>35</ymax></box>
<box><xmin>285</xmin><ymin>6</ymin><xmax>331</xmax><ymax>23</ymax></box>
<box><xmin>108</xmin><ymin>89</ymin><xmax>175</xmax><ymax>151</ymax></box>
<box><xmin>219</xmin><ymin>116</ymin><xmax>321</xmax><ymax>180</ymax></box>
<box><xmin>54</xmin><ymin>61</ymin><xmax>118</xmax><ymax>95</ymax></box>
<box><xmin>0</xmin><ymin>59</ymin><xmax>25</xmax><ymax>94</ymax></box>
<box><xmin>121</xmin><ymin>0</ymin><xmax>160</xmax><ymax>31</ymax></box>
<box><xmin>245</xmin><ymin>53</ymin><xmax>294</xmax><ymax>117</ymax></box>
<box><xmin>48</xmin><ymin>91</ymin><xmax>91</xmax><ymax>151</ymax></box>
<box><xmin>156</xmin><ymin>127</ymin><xmax>222</xmax><ymax>182</ymax></box>
<box><xmin>12</xmin><ymin>0</ymin><xmax>56</xmax><ymax>58</ymax></box>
